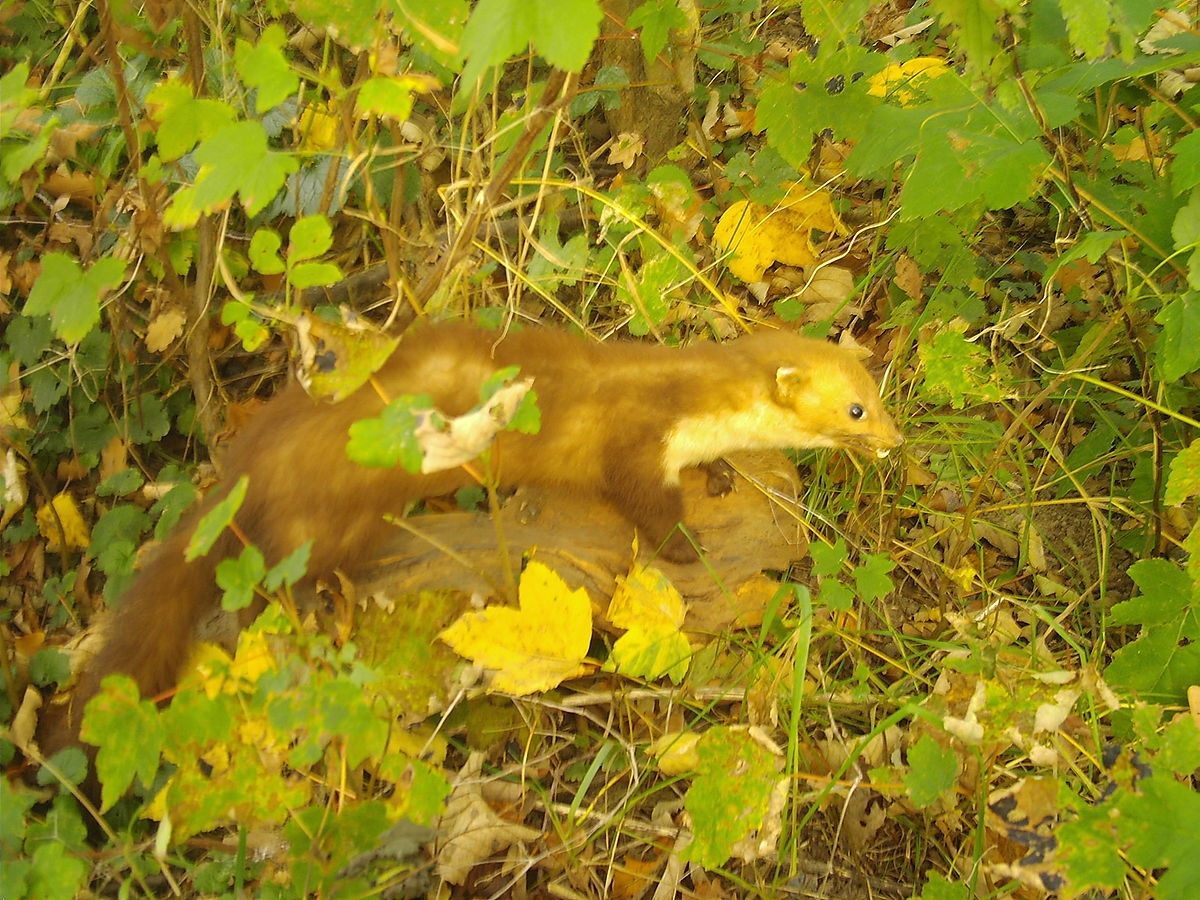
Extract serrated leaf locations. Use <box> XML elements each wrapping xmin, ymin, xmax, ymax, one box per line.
<box><xmin>357</xmin><ymin>76</ymin><xmax>424</xmax><ymax>120</ymax></box>
<box><xmin>1111</xmin><ymin>558</ymin><xmax>1195</xmax><ymax>627</ymax></box>
<box><xmin>234</xmin><ymin>24</ymin><xmax>298</xmax><ymax>113</ymax></box>
<box><xmin>216</xmin><ymin>545</ymin><xmax>266</xmax><ymax>611</ymax></box>
<box><xmin>1156</xmin><ymin>293</ymin><xmax>1200</xmax><ymax>380</ymax></box>
<box><xmin>853</xmin><ymin>553</ymin><xmax>896</xmax><ymax>602</ymax></box>
<box><xmin>80</xmin><ymin>675</ymin><xmax>164</xmax><ymax>811</ymax></box>
<box><xmin>24</xmin><ymin>253</ymin><xmax>125</xmax><ymax>344</ymax></box>
<box><xmin>605</xmin><ymin>564</ymin><xmax>690</xmax><ymax>681</ymax></box>
<box><xmin>165</xmin><ymin>121</ymin><xmax>298</xmax><ymax>227</ymax></box>
<box><xmin>903</xmin><ymin>734</ymin><xmax>957</xmax><ymax>808</ymax></box>
<box><xmin>1166</xmin><ymin>439</ymin><xmax>1200</xmax><ymax>506</ymax></box>
<box><xmin>1060</xmin><ymin>0</ymin><xmax>1113</xmax><ymax>59</ymax></box>
<box><xmin>147</xmin><ymin>78</ymin><xmax>237</xmax><ymax>161</ymax></box>
<box><xmin>439</xmin><ymin>560</ymin><xmax>592</xmax><ymax>694</ymax></box>
<box><xmin>628</xmin><ymin>0</ymin><xmax>689</xmax><ymax>62</ymax></box>
<box><xmin>265</xmin><ymin>540</ymin><xmax>312</xmax><ymax>591</ymax></box>
<box><xmin>346</xmin><ymin>396</ymin><xmax>433</xmax><ymax>471</ymax></box>
<box><xmin>682</xmin><ymin>727</ymin><xmax>781</xmax><ymax>866</ymax></box>
<box><xmin>186</xmin><ymin>475</ymin><xmax>248</xmax><ymax>560</ymax></box>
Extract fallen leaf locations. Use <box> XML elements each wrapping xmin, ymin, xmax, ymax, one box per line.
<box><xmin>37</xmin><ymin>492</ymin><xmax>90</xmax><ymax>551</ymax></box>
<box><xmin>99</xmin><ymin>436</ymin><xmax>129</xmax><ymax>482</ymax></box>
<box><xmin>145</xmin><ymin>307</ymin><xmax>187</xmax><ymax>352</ymax></box>
<box><xmin>436</xmin><ymin>752</ymin><xmax>541</xmax><ymax>884</ymax></box>
<box><xmin>438</xmin><ymin>560</ymin><xmax>592</xmax><ymax>694</ymax></box>
<box><xmin>867</xmin><ymin>56</ymin><xmax>950</xmax><ymax>104</ymax></box>
<box><xmin>606</xmin><ymin>562</ymin><xmax>691</xmax><ymax>682</ymax></box>
<box><xmin>713</xmin><ymin>182</ymin><xmax>846</xmax><ymax>283</ymax></box>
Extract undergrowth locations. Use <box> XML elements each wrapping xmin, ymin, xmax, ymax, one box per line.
<box><xmin>2</xmin><ymin>1</ymin><xmax>1200</xmax><ymax>898</ymax></box>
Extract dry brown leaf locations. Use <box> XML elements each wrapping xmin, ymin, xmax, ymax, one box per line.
<box><xmin>99</xmin><ymin>436</ymin><xmax>129</xmax><ymax>482</ymax></box>
<box><xmin>145</xmin><ymin>308</ymin><xmax>187</xmax><ymax>353</ymax></box>
<box><xmin>435</xmin><ymin>752</ymin><xmax>540</xmax><ymax>884</ymax></box>
<box><xmin>894</xmin><ymin>253</ymin><xmax>923</xmax><ymax>299</ymax></box>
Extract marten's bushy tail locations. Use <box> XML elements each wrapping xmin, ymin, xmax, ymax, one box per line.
<box><xmin>38</xmin><ymin>520</ymin><xmax>225</xmax><ymax>759</ymax></box>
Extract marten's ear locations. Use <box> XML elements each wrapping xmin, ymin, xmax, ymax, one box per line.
<box><xmin>774</xmin><ymin>366</ymin><xmax>810</xmax><ymax>403</ymax></box>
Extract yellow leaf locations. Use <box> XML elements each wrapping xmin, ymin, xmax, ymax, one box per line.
<box><xmin>36</xmin><ymin>491</ymin><xmax>90</xmax><ymax>550</ymax></box>
<box><xmin>186</xmin><ymin>627</ymin><xmax>276</xmax><ymax>699</ymax></box>
<box><xmin>649</xmin><ymin>730</ymin><xmax>701</xmax><ymax>776</ymax></box>
<box><xmin>608</xmin><ymin>563</ymin><xmax>687</xmax><ymax>632</ymax></box>
<box><xmin>606</xmin><ymin>562</ymin><xmax>692</xmax><ymax>681</ymax></box>
<box><xmin>609</xmin><ymin>627</ymin><xmax>692</xmax><ymax>682</ymax></box>
<box><xmin>713</xmin><ymin>182</ymin><xmax>845</xmax><ymax>283</ymax></box>
<box><xmin>298</xmin><ymin>103</ymin><xmax>338</xmax><ymax>151</ymax></box>
<box><xmin>438</xmin><ymin>561</ymin><xmax>592</xmax><ymax>694</ymax></box>
<box><xmin>866</xmin><ymin>56</ymin><xmax>950</xmax><ymax>105</ymax></box>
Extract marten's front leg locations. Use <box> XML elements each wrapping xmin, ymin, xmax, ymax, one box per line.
<box><xmin>602</xmin><ymin>460</ymin><xmax>698</xmax><ymax>563</ymax></box>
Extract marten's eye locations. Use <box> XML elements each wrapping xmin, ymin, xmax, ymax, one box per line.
<box><xmin>848</xmin><ymin>403</ymin><xmax>866</xmax><ymax>421</ymax></box>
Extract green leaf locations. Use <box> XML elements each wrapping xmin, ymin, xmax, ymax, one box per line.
<box><xmin>265</xmin><ymin>540</ymin><xmax>312</xmax><ymax>591</ymax></box>
<box><xmin>346</xmin><ymin>395</ymin><xmax>435</xmax><ymax>471</ymax></box>
<box><xmin>758</xmin><ymin>46</ymin><xmax>878</xmax><ymax>169</ymax></box>
<box><xmin>529</xmin><ymin>0</ymin><xmax>601</xmax><ymax>71</ymax></box>
<box><xmin>903</xmin><ymin>734</ymin><xmax>957</xmax><ymax>808</ymax></box>
<box><xmin>1166</xmin><ymin>439</ymin><xmax>1200</xmax><ymax>506</ymax></box>
<box><xmin>249</xmin><ymin>228</ymin><xmax>285</xmax><ymax>274</ymax></box>
<box><xmin>901</xmin><ymin>129</ymin><xmax>1049</xmax><ymax>219</ymax></box>
<box><xmin>818</xmin><ymin>578</ymin><xmax>855</xmax><ymax>612</ymax></box>
<box><xmin>1158</xmin><ymin>715</ymin><xmax>1200</xmax><ymax>775</ymax></box>
<box><xmin>1111</xmin><ymin>558</ymin><xmax>1196</xmax><ymax>627</ymax></box>
<box><xmin>97</xmin><ymin>466</ymin><xmax>145</xmax><ymax>497</ymax></box>
<box><xmin>458</xmin><ymin>0</ymin><xmax>601</xmax><ymax>91</ymax></box>
<box><xmin>80</xmin><ymin>674</ymin><xmax>164</xmax><ymax>811</ymax></box>
<box><xmin>1122</xmin><ymin>776</ymin><xmax>1200</xmax><ymax>899</ymax></box>
<box><xmin>0</xmin><ymin>62</ymin><xmax>34</xmax><ymax>136</ymax></box>
<box><xmin>126</xmin><ymin>392</ymin><xmax>170</xmax><ymax>443</ymax></box>
<box><xmin>852</xmin><ymin>553</ymin><xmax>895</xmax><ymax>602</ymax></box>
<box><xmin>919</xmin><ymin>326</ymin><xmax>1006</xmax><ymax>408</ymax></box>
<box><xmin>146</xmin><ymin>78</ymin><xmax>237</xmax><ymax>162</ymax></box>
<box><xmin>1156</xmin><ymin>292</ymin><xmax>1200</xmax><ymax>380</ymax></box>
<box><xmin>810</xmin><ymin>538</ymin><xmax>847</xmax><ymax>577</ymax></box>
<box><xmin>1060</xmin><ymin>0</ymin><xmax>1113</xmax><ymax>59</ymax></box>
<box><xmin>235</xmin><ymin>24</ymin><xmax>298</xmax><ymax>113</ymax></box>
<box><xmin>26</xmin><ymin>842</ymin><xmax>88</xmax><ymax>900</ymax></box>
<box><xmin>29</xmin><ymin>648</ymin><xmax>70</xmax><ymax>688</ymax></box>
<box><xmin>682</xmin><ymin>727</ymin><xmax>779</xmax><ymax>866</ymax></box>
<box><xmin>0</xmin><ymin>778</ymin><xmax>36</xmax><ymax>844</ymax></box>
<box><xmin>288</xmin><ymin>261</ymin><xmax>343</xmax><ymax>289</ymax></box>
<box><xmin>290</xmin><ymin>0</ymin><xmax>384</xmax><ymax>52</ymax></box>
<box><xmin>216</xmin><ymin>545</ymin><xmax>266</xmax><ymax>611</ymax></box>
<box><xmin>928</xmin><ymin>0</ymin><xmax>1005</xmax><ymax>77</ymax></box>
<box><xmin>918</xmin><ymin>873</ymin><xmax>970</xmax><ymax>900</ymax></box>
<box><xmin>357</xmin><ymin>76</ymin><xmax>422</xmax><ymax>120</ymax></box>
<box><xmin>288</xmin><ymin>214</ymin><xmax>333</xmax><ymax>262</ymax></box>
<box><xmin>799</xmin><ymin>0</ymin><xmax>872</xmax><ymax>43</ymax></box>
<box><xmin>1171</xmin><ymin>128</ymin><xmax>1200</xmax><ymax>195</ymax></box>
<box><xmin>186</xmin><ymin>474</ymin><xmax>249</xmax><ymax>560</ymax></box>
<box><xmin>165</xmin><ymin>121</ymin><xmax>298</xmax><ymax>226</ymax></box>
<box><xmin>627</xmin><ymin>0</ymin><xmax>689</xmax><ymax>63</ymax></box>
<box><xmin>24</xmin><ymin>253</ymin><xmax>126</xmax><ymax>344</ymax></box>
<box><xmin>89</xmin><ymin>503</ymin><xmax>151</xmax><ymax>565</ymax></box>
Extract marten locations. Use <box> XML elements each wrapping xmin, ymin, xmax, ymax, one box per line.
<box><xmin>39</xmin><ymin>321</ymin><xmax>902</xmax><ymax>757</ymax></box>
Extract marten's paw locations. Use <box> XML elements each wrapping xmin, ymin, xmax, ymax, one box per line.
<box><xmin>656</xmin><ymin>529</ymin><xmax>701</xmax><ymax>564</ymax></box>
<box><xmin>703</xmin><ymin>459</ymin><xmax>736</xmax><ymax>497</ymax></box>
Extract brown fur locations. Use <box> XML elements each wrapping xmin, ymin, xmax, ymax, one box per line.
<box><xmin>40</xmin><ymin>322</ymin><xmax>901</xmax><ymax>755</ymax></box>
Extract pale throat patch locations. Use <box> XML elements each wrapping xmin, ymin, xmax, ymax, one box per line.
<box><xmin>660</xmin><ymin>400</ymin><xmax>835</xmax><ymax>483</ymax></box>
